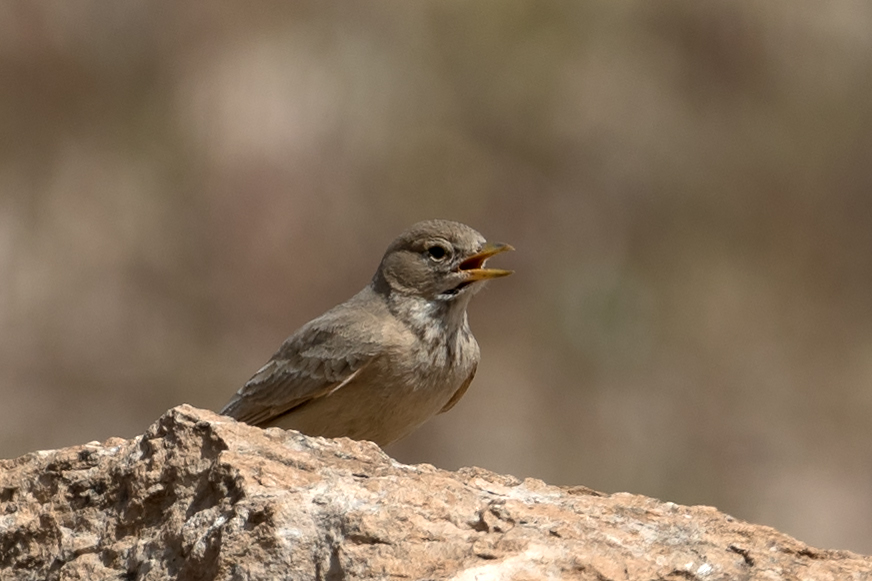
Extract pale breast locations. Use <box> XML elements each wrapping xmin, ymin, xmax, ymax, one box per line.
<box><xmin>272</xmin><ymin>313</ymin><xmax>479</xmax><ymax>446</ymax></box>
<box><xmin>268</xmin><ymin>291</ymin><xmax>482</xmax><ymax>446</ymax></box>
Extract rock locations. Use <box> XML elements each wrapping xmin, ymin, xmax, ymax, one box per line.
<box><xmin>1</xmin><ymin>405</ymin><xmax>870</xmax><ymax>580</ymax></box>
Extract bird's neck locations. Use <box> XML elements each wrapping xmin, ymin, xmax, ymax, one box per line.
<box><xmin>385</xmin><ymin>290</ymin><xmax>472</xmax><ymax>343</ymax></box>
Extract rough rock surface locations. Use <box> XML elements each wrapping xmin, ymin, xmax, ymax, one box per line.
<box><xmin>1</xmin><ymin>406</ymin><xmax>870</xmax><ymax>580</ymax></box>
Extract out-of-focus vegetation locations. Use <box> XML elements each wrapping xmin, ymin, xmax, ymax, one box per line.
<box><xmin>2</xmin><ymin>1</ymin><xmax>871</xmax><ymax>553</ymax></box>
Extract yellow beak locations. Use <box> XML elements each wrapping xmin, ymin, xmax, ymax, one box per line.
<box><xmin>458</xmin><ymin>242</ymin><xmax>514</xmax><ymax>281</ymax></box>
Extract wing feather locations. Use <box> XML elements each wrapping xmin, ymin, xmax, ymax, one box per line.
<box><xmin>439</xmin><ymin>363</ymin><xmax>477</xmax><ymax>414</ymax></box>
<box><xmin>220</xmin><ymin>298</ymin><xmax>383</xmax><ymax>426</ymax></box>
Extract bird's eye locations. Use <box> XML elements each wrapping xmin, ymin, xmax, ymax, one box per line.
<box><xmin>426</xmin><ymin>244</ymin><xmax>449</xmax><ymax>261</ymax></box>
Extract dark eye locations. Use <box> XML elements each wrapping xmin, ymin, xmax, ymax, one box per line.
<box><xmin>426</xmin><ymin>244</ymin><xmax>449</xmax><ymax>261</ymax></box>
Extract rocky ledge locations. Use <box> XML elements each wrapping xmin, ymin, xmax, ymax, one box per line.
<box><xmin>1</xmin><ymin>405</ymin><xmax>870</xmax><ymax>580</ymax></box>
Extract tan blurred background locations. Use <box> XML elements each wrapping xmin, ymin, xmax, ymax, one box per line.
<box><xmin>2</xmin><ymin>1</ymin><xmax>872</xmax><ymax>553</ymax></box>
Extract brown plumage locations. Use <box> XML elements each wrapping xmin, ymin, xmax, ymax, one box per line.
<box><xmin>220</xmin><ymin>219</ymin><xmax>513</xmax><ymax>446</ymax></box>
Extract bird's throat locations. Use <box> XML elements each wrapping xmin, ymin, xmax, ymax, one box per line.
<box><xmin>387</xmin><ymin>292</ymin><xmax>472</xmax><ymax>345</ymax></box>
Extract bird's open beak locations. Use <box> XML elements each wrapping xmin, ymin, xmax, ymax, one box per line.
<box><xmin>458</xmin><ymin>242</ymin><xmax>515</xmax><ymax>281</ymax></box>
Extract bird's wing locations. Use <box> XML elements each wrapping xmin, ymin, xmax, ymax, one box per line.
<box><xmin>438</xmin><ymin>363</ymin><xmax>477</xmax><ymax>414</ymax></box>
<box><xmin>221</xmin><ymin>314</ymin><xmax>381</xmax><ymax>427</ymax></box>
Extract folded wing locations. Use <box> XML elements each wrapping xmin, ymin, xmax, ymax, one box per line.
<box><xmin>221</xmin><ymin>314</ymin><xmax>380</xmax><ymax>426</ymax></box>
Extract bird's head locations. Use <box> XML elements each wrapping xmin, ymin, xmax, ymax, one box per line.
<box><xmin>374</xmin><ymin>219</ymin><xmax>513</xmax><ymax>303</ymax></box>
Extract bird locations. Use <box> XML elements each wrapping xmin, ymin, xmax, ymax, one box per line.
<box><xmin>220</xmin><ymin>219</ymin><xmax>513</xmax><ymax>447</ymax></box>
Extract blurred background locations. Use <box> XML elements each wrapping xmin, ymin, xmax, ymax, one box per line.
<box><xmin>2</xmin><ymin>1</ymin><xmax>872</xmax><ymax>553</ymax></box>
